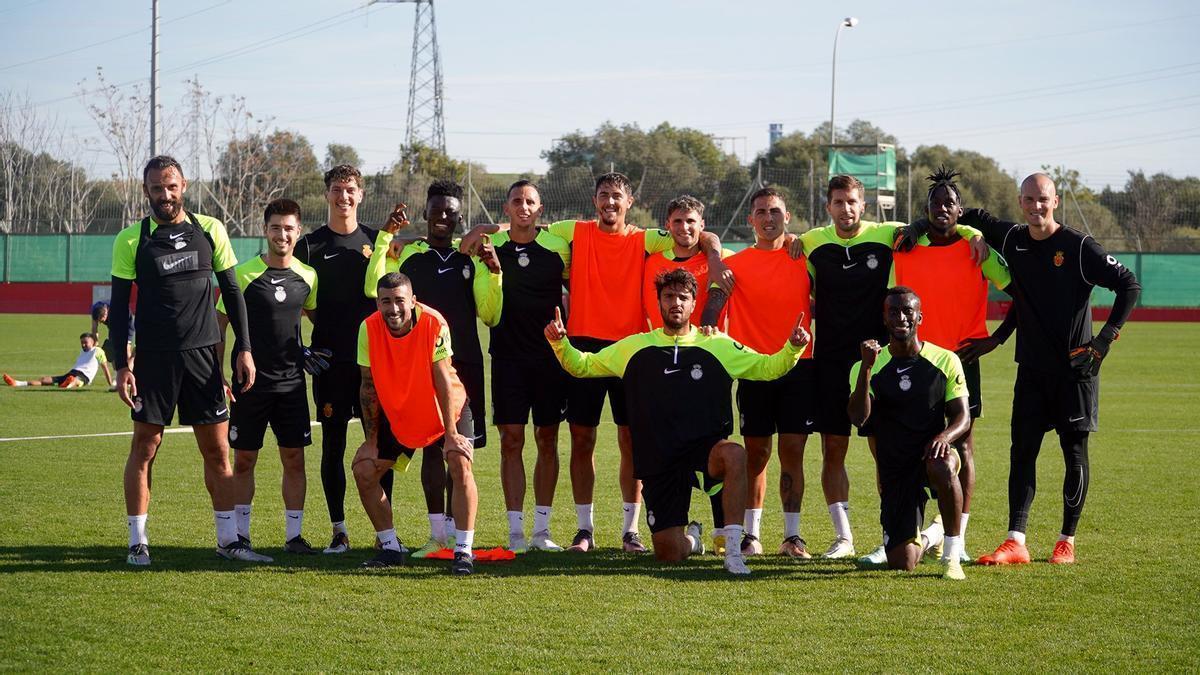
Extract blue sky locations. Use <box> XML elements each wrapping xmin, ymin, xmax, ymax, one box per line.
<box><xmin>2</xmin><ymin>0</ymin><xmax>1197</xmax><ymax>189</ymax></box>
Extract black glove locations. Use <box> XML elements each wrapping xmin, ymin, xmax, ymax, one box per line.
<box><xmin>302</xmin><ymin>346</ymin><xmax>333</xmax><ymax>376</ymax></box>
<box><xmin>1067</xmin><ymin>326</ymin><xmax>1117</xmax><ymax>379</ymax></box>
<box><xmin>893</xmin><ymin>219</ymin><xmax>928</xmax><ymax>252</ymax></box>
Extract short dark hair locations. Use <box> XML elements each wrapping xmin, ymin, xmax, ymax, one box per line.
<box><xmin>749</xmin><ymin>186</ymin><xmax>785</xmax><ymax>208</ymax></box>
<box><xmin>142</xmin><ymin>155</ymin><xmax>184</xmax><ymax>182</ymax></box>
<box><xmin>507</xmin><ymin>179</ymin><xmax>540</xmax><ymax>199</ymax></box>
<box><xmin>377</xmin><ymin>272</ymin><xmax>412</xmax><ymax>292</ymax></box>
<box><xmin>666</xmin><ymin>194</ymin><xmax>705</xmax><ymax>219</ymax></box>
<box><xmin>90</xmin><ymin>301</ymin><xmax>109</xmax><ymax>320</ymax></box>
<box><xmin>594</xmin><ymin>171</ymin><xmax>634</xmax><ymax>196</ymax></box>
<box><xmin>427</xmin><ymin>179</ymin><xmax>464</xmax><ymax>203</ymax></box>
<box><xmin>655</xmin><ymin>268</ymin><xmax>698</xmax><ymax>299</ymax></box>
<box><xmin>926</xmin><ymin>165</ymin><xmax>962</xmax><ymax>205</ymax></box>
<box><xmin>827</xmin><ymin>174</ymin><xmax>865</xmax><ymax>200</ymax></box>
<box><xmin>80</xmin><ymin>332</ymin><xmax>97</xmax><ymax>341</ymax></box>
<box><xmin>263</xmin><ymin>198</ymin><xmax>302</xmax><ymax>225</ymax></box>
<box><xmin>886</xmin><ymin>285</ymin><xmax>919</xmax><ymax>301</ymax></box>
<box><xmin>324</xmin><ymin>164</ymin><xmax>362</xmax><ymax>189</ymax></box>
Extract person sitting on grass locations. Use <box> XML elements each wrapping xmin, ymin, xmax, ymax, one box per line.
<box><xmin>5</xmin><ymin>332</ymin><xmax>113</xmax><ymax>389</ymax></box>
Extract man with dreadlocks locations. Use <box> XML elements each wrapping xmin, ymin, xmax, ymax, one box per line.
<box><xmin>868</xmin><ymin>167</ymin><xmax>1014</xmax><ymax>566</ymax></box>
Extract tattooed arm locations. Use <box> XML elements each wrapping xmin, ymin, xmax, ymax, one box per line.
<box><xmin>359</xmin><ymin>366</ymin><xmax>380</xmax><ymax>446</ymax></box>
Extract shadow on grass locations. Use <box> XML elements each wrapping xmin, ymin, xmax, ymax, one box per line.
<box><xmin>0</xmin><ymin>545</ymin><xmax>884</xmax><ymax>581</ymax></box>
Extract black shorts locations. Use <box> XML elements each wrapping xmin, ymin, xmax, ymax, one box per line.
<box><xmin>1012</xmin><ymin>365</ymin><xmax>1098</xmax><ymax>435</ymax></box>
<box><xmin>814</xmin><ymin>356</ymin><xmax>871</xmax><ymax>437</ymax></box>
<box><xmin>52</xmin><ymin>369</ymin><xmax>89</xmax><ymax>385</ymax></box>
<box><xmin>737</xmin><ymin>359</ymin><xmax>817</xmax><ymax>436</ymax></box>
<box><xmin>641</xmin><ymin>436</ymin><xmax>725</xmax><ymax>534</ymax></box>
<box><xmin>879</xmin><ymin>447</ymin><xmax>960</xmax><ymax>551</ymax></box>
<box><xmin>964</xmin><ymin>359</ymin><xmax>983</xmax><ymax>419</ymax></box>
<box><xmin>228</xmin><ymin>384</ymin><xmax>313</xmax><ymax>451</ymax></box>
<box><xmin>378</xmin><ymin>400</ymin><xmax>475</xmax><ymax>468</ymax></box>
<box><xmin>492</xmin><ymin>356</ymin><xmax>568</xmax><ymax>427</ymax></box>
<box><xmin>566</xmin><ymin>337</ymin><xmax>628</xmax><ymax>427</ymax></box>
<box><xmin>101</xmin><ymin>337</ymin><xmax>116</xmax><ymax>364</ymax></box>
<box><xmin>312</xmin><ymin>362</ymin><xmax>361</xmax><ymax>425</ymax></box>
<box><xmin>454</xmin><ymin>360</ymin><xmax>487</xmax><ymax>448</ymax></box>
<box><xmin>131</xmin><ymin>346</ymin><xmax>227</xmax><ymax>426</ymax></box>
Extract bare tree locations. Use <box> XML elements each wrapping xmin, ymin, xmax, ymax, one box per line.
<box><xmin>78</xmin><ymin>67</ymin><xmax>151</xmax><ymax>226</ymax></box>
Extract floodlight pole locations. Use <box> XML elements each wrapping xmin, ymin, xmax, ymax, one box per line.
<box><xmin>150</xmin><ymin>0</ymin><xmax>160</xmax><ymax>156</ymax></box>
<box><xmin>830</xmin><ymin>16</ymin><xmax>857</xmax><ymax>147</ymax></box>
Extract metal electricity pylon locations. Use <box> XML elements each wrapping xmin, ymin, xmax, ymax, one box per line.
<box><xmin>373</xmin><ymin>0</ymin><xmax>446</xmax><ymax>154</ymax></box>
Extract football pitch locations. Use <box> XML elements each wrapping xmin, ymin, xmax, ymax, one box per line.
<box><xmin>1</xmin><ymin>314</ymin><xmax>1197</xmax><ymax>671</ymax></box>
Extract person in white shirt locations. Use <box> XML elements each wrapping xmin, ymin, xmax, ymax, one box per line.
<box><xmin>4</xmin><ymin>333</ymin><xmax>112</xmax><ymax>389</ymax></box>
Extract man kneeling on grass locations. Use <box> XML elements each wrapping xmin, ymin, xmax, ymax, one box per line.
<box><xmin>848</xmin><ymin>286</ymin><xmax>970</xmax><ymax>580</ymax></box>
<box><xmin>353</xmin><ymin>272</ymin><xmax>479</xmax><ymax>575</ymax></box>
<box><xmin>545</xmin><ymin>268</ymin><xmax>810</xmax><ymax>576</ymax></box>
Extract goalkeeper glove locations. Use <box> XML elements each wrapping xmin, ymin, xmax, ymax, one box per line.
<box><xmin>1067</xmin><ymin>326</ymin><xmax>1118</xmax><ymax>379</ymax></box>
<box><xmin>302</xmin><ymin>346</ymin><xmax>333</xmax><ymax>376</ymax></box>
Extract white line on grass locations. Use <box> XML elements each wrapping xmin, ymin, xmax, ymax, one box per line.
<box><xmin>0</xmin><ymin>421</ymin><xmax>322</xmax><ymax>443</ymax></box>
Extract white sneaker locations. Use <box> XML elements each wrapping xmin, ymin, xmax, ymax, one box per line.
<box><xmin>529</xmin><ymin>530</ymin><xmax>564</xmax><ymax>552</ymax></box>
<box><xmin>685</xmin><ymin>521</ymin><xmax>705</xmax><ymax>555</ymax></box>
<box><xmin>958</xmin><ymin>548</ymin><xmax>973</xmax><ymax>564</ymax></box>
<box><xmin>724</xmin><ymin>554</ymin><xmax>751</xmax><ymax>576</ymax></box>
<box><xmin>943</xmin><ymin>557</ymin><xmax>966</xmax><ymax>580</ymax></box>
<box><xmin>217</xmin><ymin>540</ymin><xmax>273</xmax><ymax>562</ymax></box>
<box><xmin>508</xmin><ymin>533</ymin><xmax>528</xmax><ymax>554</ymax></box>
<box><xmin>857</xmin><ymin>544</ymin><xmax>887</xmax><ymax>567</ymax></box>
<box><xmin>822</xmin><ymin>536</ymin><xmax>856</xmax><ymax>559</ymax></box>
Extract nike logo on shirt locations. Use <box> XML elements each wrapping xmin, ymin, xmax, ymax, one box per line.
<box><xmin>663</xmin><ymin>368</ymin><xmax>681</xmax><ymax>374</ymax></box>
<box><xmin>162</xmin><ymin>258</ymin><xmax>189</xmax><ymax>270</ymax></box>
<box><xmin>896</xmin><ymin>366</ymin><xmax>913</xmax><ymax>373</ymax></box>
<box><xmin>842</xmin><ymin>263</ymin><xmax>858</xmax><ymax>269</ymax></box>
<box><xmin>323</xmin><ymin>252</ymin><xmax>340</xmax><ymax>259</ymax></box>
<box><xmin>268</xmin><ymin>277</ymin><xmax>286</xmax><ymax>284</ymax></box>
<box><xmin>438</xmin><ymin>267</ymin><xmax>455</xmax><ymax>274</ymax></box>
<box><xmin>169</xmin><ymin>231</ymin><xmax>186</xmax><ymax>240</ymax></box>
<box><xmin>1015</xmin><ymin>246</ymin><xmax>1029</xmax><ymax>252</ymax></box>
<box><xmin>514</xmin><ymin>246</ymin><xmax>527</xmax><ymax>252</ymax></box>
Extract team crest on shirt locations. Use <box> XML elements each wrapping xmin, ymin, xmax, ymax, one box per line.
<box><xmin>691</xmin><ymin>364</ymin><xmax>704</xmax><ymax>381</ymax></box>
<box><xmin>866</xmin><ymin>254</ymin><xmax>879</xmax><ymax>270</ymax></box>
<box><xmin>462</xmin><ymin>265</ymin><xmax>470</xmax><ymax>279</ymax></box>
<box><xmin>174</xmin><ymin>239</ymin><xmax>187</xmax><ymax>250</ymax></box>
<box><xmin>1054</xmin><ymin>251</ymin><xmax>1065</xmax><ymax>267</ymax></box>
<box><xmin>518</xmin><ymin>252</ymin><xmax>530</xmax><ymax>268</ymax></box>
<box><xmin>274</xmin><ymin>286</ymin><xmax>286</xmax><ymax>303</ymax></box>
<box><xmin>899</xmin><ymin>374</ymin><xmax>912</xmax><ymax>392</ymax></box>
<box><xmin>361</xmin><ymin>244</ymin><xmax>373</xmax><ymax>258</ymax></box>
<box><xmin>229</xmin><ymin>425</ymin><xmax>239</xmax><ymax>442</ymax></box>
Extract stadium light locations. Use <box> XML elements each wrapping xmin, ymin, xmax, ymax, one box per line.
<box><xmin>830</xmin><ymin>16</ymin><xmax>858</xmax><ymax>147</ymax></box>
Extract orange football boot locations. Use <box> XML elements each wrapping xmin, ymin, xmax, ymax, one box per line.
<box><xmin>977</xmin><ymin>538</ymin><xmax>1031</xmax><ymax>565</ymax></box>
<box><xmin>1048</xmin><ymin>540</ymin><xmax>1075</xmax><ymax>564</ymax></box>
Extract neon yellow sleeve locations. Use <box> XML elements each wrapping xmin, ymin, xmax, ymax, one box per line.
<box><xmin>433</xmin><ymin>317</ymin><xmax>453</xmax><ymax>363</ymax></box>
<box><xmin>110</xmin><ymin>225</ymin><xmax>139</xmax><ymax>280</ymax></box>
<box><xmin>356</xmin><ymin>321</ymin><xmax>370</xmax><ymax>367</ymax></box>
<box><xmin>473</xmin><ymin>257</ymin><xmax>503</xmax><ymax>327</ymax></box>
<box><xmin>644</xmin><ymin>229</ymin><xmax>674</xmax><ymax>254</ymax></box>
<box><xmin>547</xmin><ymin>220</ymin><xmax>577</xmax><ymax>242</ymax></box>
<box><xmin>364</xmin><ymin>230</ymin><xmax>394</xmax><ymax>299</ymax></box>
<box><xmin>197</xmin><ymin>215</ymin><xmax>238</xmax><ymax>272</ymax></box>
<box><xmin>981</xmin><ymin>247</ymin><xmax>1011</xmax><ymax>289</ymax></box>
<box><xmin>709</xmin><ymin>334</ymin><xmax>804</xmax><ymax>381</ymax></box>
<box><xmin>549</xmin><ymin>334</ymin><xmax>641</xmax><ymax>379</ymax></box>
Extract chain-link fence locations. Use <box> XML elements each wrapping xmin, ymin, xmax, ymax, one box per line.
<box><xmin>3</xmin><ymin>165</ymin><xmax>1198</xmax><ymax>254</ymax></box>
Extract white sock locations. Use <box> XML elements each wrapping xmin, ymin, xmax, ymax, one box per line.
<box><xmin>507</xmin><ymin>510</ymin><xmax>524</xmax><ymax>537</ymax></box>
<box><xmin>783</xmin><ymin>512</ymin><xmax>801</xmax><ymax>539</ymax></box>
<box><xmin>10</xmin><ymin>379</ymin><xmax>28</xmax><ymax>387</ymax></box>
<box><xmin>332</xmin><ymin>520</ymin><xmax>347</xmax><ymax>535</ymax></box>
<box><xmin>622</xmin><ymin>502</ymin><xmax>640</xmax><ymax>534</ymax></box>
<box><xmin>1008</xmin><ymin>530</ymin><xmax>1026</xmax><ymax>546</ymax></box>
<box><xmin>285</xmin><ymin>509</ymin><xmax>303</xmax><ymax>541</ymax></box>
<box><xmin>960</xmin><ymin>512</ymin><xmax>970</xmax><ymax>543</ymax></box>
<box><xmin>234</xmin><ymin>504</ymin><xmax>252</xmax><ymax>540</ymax></box>
<box><xmin>828</xmin><ymin>501</ymin><xmax>852</xmax><ymax>541</ymax></box>
<box><xmin>724</xmin><ymin>524</ymin><xmax>745</xmax><ymax>559</ymax></box>
<box><xmin>921</xmin><ymin>519</ymin><xmax>945</xmax><ymax>554</ymax></box>
<box><xmin>376</xmin><ymin>528</ymin><xmax>401</xmax><ymax>552</ymax></box>
<box><xmin>444</xmin><ymin>517</ymin><xmax>456</xmax><ymax>547</ymax></box>
<box><xmin>1058</xmin><ymin>533</ymin><xmax>1075</xmax><ymax>544</ymax></box>
<box><xmin>575</xmin><ymin>503</ymin><xmax>594</xmax><ymax>532</ymax></box>
<box><xmin>428</xmin><ymin>513</ymin><xmax>445</xmax><ymax>542</ymax></box>
<box><xmin>454</xmin><ymin>529</ymin><xmax>474</xmax><ymax>555</ymax></box>
<box><xmin>215</xmin><ymin>510</ymin><xmax>237</xmax><ymax>547</ymax></box>
<box><xmin>533</xmin><ymin>505</ymin><xmax>552</xmax><ymax>534</ymax></box>
<box><xmin>127</xmin><ymin>514</ymin><xmax>148</xmax><ymax>547</ymax></box>
<box><xmin>943</xmin><ymin>534</ymin><xmax>964</xmax><ymax>562</ymax></box>
<box><xmin>744</xmin><ymin>508</ymin><xmax>763</xmax><ymax>538</ymax></box>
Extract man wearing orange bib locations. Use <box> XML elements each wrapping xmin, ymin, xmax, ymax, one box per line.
<box><xmin>642</xmin><ymin>195</ymin><xmax>729</xmax><ymax>330</ymax></box>
<box><xmin>353</xmin><ymin>272</ymin><xmax>478</xmax><ymax>575</ymax></box>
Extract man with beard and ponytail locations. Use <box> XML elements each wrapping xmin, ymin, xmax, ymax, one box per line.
<box><xmin>109</xmin><ymin>155</ymin><xmax>257</xmax><ymax>566</ymax></box>
<box><xmin>546</xmin><ymin>269</ymin><xmax>811</xmax><ymax>575</ymax></box>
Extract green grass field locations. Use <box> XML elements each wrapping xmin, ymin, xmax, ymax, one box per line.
<box><xmin>1</xmin><ymin>314</ymin><xmax>1198</xmax><ymax>671</ymax></box>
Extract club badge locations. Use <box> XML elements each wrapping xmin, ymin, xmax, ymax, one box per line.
<box><xmin>361</xmin><ymin>244</ymin><xmax>373</xmax><ymax>258</ymax></box>
<box><xmin>462</xmin><ymin>265</ymin><xmax>470</xmax><ymax>279</ymax></box>
<box><xmin>691</xmin><ymin>364</ymin><xmax>704</xmax><ymax>381</ymax></box>
<box><xmin>899</xmin><ymin>374</ymin><xmax>912</xmax><ymax>392</ymax></box>
<box><xmin>518</xmin><ymin>252</ymin><xmax>530</xmax><ymax>268</ymax></box>
<box><xmin>1054</xmin><ymin>251</ymin><xmax>1065</xmax><ymax>267</ymax></box>
<box><xmin>229</xmin><ymin>425</ymin><xmax>239</xmax><ymax>442</ymax></box>
<box><xmin>274</xmin><ymin>286</ymin><xmax>286</xmax><ymax>303</ymax></box>
<box><xmin>866</xmin><ymin>254</ymin><xmax>879</xmax><ymax>270</ymax></box>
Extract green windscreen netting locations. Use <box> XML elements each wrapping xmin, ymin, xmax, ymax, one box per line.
<box><xmin>828</xmin><ymin>147</ymin><xmax>897</xmax><ymax>191</ymax></box>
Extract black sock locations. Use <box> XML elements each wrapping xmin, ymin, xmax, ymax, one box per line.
<box><xmin>320</xmin><ymin>420</ymin><xmax>348</xmax><ymax>524</ymax></box>
<box><xmin>1059</xmin><ymin>432</ymin><xmax>1090</xmax><ymax>537</ymax></box>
